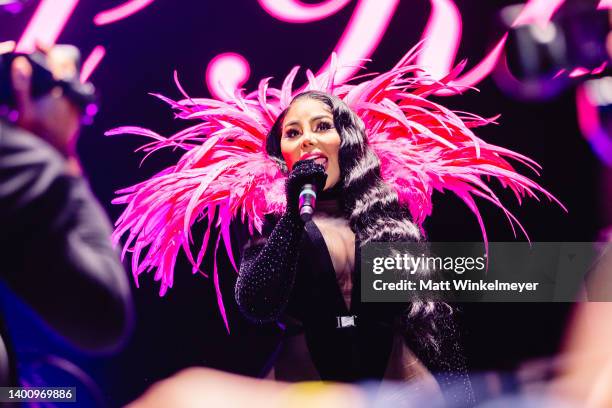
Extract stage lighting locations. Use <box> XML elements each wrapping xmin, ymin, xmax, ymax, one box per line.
<box><xmin>577</xmin><ymin>76</ymin><xmax>612</xmax><ymax>167</ymax></box>
<box><xmin>0</xmin><ymin>0</ymin><xmax>28</xmax><ymax>14</ymax></box>
<box><xmin>493</xmin><ymin>2</ymin><xmax>611</xmax><ymax>101</ymax></box>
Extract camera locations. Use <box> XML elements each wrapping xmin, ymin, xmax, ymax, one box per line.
<box><xmin>0</xmin><ymin>49</ymin><xmax>98</xmax><ymax>120</ymax></box>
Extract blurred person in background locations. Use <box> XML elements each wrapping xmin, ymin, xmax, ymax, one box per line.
<box><xmin>0</xmin><ymin>45</ymin><xmax>133</xmax><ymax>387</ymax></box>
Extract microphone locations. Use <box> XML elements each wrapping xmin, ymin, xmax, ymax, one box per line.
<box><xmin>299</xmin><ymin>183</ymin><xmax>317</xmax><ymax>222</ymax></box>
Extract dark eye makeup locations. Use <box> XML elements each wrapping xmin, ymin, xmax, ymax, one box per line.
<box><xmin>283</xmin><ymin>118</ymin><xmax>334</xmax><ymax>138</ymax></box>
<box><xmin>284</xmin><ymin>128</ymin><xmax>299</xmax><ymax>138</ymax></box>
<box><xmin>316</xmin><ymin>121</ymin><xmax>334</xmax><ymax>132</ymax></box>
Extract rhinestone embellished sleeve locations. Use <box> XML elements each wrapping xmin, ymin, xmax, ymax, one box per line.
<box><xmin>235</xmin><ymin>212</ymin><xmax>305</xmax><ymax>323</ymax></box>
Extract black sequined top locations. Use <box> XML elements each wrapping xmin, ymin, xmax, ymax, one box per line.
<box><xmin>235</xmin><ymin>192</ymin><xmax>475</xmax><ymax>404</ymax></box>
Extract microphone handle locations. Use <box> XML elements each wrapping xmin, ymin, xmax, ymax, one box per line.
<box><xmin>299</xmin><ymin>183</ymin><xmax>317</xmax><ymax>222</ymax></box>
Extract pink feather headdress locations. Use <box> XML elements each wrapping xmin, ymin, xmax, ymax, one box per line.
<box><xmin>108</xmin><ymin>49</ymin><xmax>565</xmax><ymax>331</ymax></box>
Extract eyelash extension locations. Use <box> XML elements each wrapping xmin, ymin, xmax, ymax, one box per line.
<box><xmin>284</xmin><ymin>121</ymin><xmax>332</xmax><ymax>138</ymax></box>
<box><xmin>284</xmin><ymin>129</ymin><xmax>299</xmax><ymax>138</ymax></box>
<box><xmin>316</xmin><ymin>121</ymin><xmax>333</xmax><ymax>131</ymax></box>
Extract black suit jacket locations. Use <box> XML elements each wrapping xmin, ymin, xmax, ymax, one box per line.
<box><xmin>0</xmin><ymin>121</ymin><xmax>133</xmax><ymax>386</ymax></box>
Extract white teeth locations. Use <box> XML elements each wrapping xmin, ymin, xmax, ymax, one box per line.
<box><xmin>314</xmin><ymin>157</ymin><xmax>328</xmax><ymax>166</ymax></box>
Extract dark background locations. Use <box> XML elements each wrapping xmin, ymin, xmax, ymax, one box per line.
<box><xmin>1</xmin><ymin>0</ymin><xmax>605</xmax><ymax>406</ymax></box>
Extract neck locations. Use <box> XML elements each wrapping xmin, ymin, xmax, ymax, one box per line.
<box><xmin>317</xmin><ymin>184</ymin><xmax>344</xmax><ymax>217</ymax></box>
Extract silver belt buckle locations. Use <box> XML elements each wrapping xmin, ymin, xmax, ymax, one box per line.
<box><xmin>336</xmin><ymin>315</ymin><xmax>357</xmax><ymax>329</ymax></box>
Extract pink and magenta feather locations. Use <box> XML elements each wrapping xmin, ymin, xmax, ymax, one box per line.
<box><xmin>108</xmin><ymin>49</ymin><xmax>564</xmax><ymax>331</ymax></box>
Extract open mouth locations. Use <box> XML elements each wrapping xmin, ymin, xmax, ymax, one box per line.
<box><xmin>301</xmin><ymin>153</ymin><xmax>328</xmax><ymax>168</ymax></box>
<box><xmin>313</xmin><ymin>156</ymin><xmax>328</xmax><ymax>167</ymax></box>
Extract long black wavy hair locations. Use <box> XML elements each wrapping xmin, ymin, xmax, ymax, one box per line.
<box><xmin>266</xmin><ymin>91</ymin><xmax>453</xmax><ymax>351</ymax></box>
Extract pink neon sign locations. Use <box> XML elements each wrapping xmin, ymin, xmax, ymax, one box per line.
<box><xmin>207</xmin><ymin>0</ymin><xmax>400</xmax><ymax>101</ymax></box>
<box><xmin>15</xmin><ymin>0</ymin><xmax>157</xmax><ymax>83</ymax></box>
<box><xmin>437</xmin><ymin>34</ymin><xmax>508</xmax><ymax>96</ymax></box>
<box><xmin>313</xmin><ymin>0</ymin><xmax>399</xmax><ymax>87</ymax></box>
<box><xmin>94</xmin><ymin>0</ymin><xmax>156</xmax><ymax>26</ymax></box>
<box><xmin>80</xmin><ymin>45</ymin><xmax>106</xmax><ymax>83</ymax></box>
<box><xmin>16</xmin><ymin>0</ymin><xmax>586</xmax><ymax>102</ymax></box>
<box><xmin>16</xmin><ymin>0</ymin><xmax>80</xmax><ymax>53</ymax></box>
<box><xmin>598</xmin><ymin>0</ymin><xmax>612</xmax><ymax>10</ymax></box>
<box><xmin>257</xmin><ymin>0</ymin><xmax>351</xmax><ymax>23</ymax></box>
<box><xmin>417</xmin><ymin>0</ymin><xmax>462</xmax><ymax>80</ymax></box>
<box><xmin>207</xmin><ymin>0</ymin><xmax>577</xmax><ymax>100</ymax></box>
<box><xmin>205</xmin><ymin>53</ymin><xmax>251</xmax><ymax>102</ymax></box>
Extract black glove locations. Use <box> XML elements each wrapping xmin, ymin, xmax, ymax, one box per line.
<box><xmin>235</xmin><ymin>159</ymin><xmax>327</xmax><ymax>323</ymax></box>
<box><xmin>285</xmin><ymin>159</ymin><xmax>327</xmax><ymax>216</ymax></box>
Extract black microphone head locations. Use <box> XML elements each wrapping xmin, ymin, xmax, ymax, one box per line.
<box><xmin>300</xmin><ymin>205</ymin><xmax>314</xmax><ymax>222</ymax></box>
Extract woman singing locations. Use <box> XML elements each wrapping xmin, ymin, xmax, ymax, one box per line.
<box><xmin>235</xmin><ymin>90</ymin><xmax>472</xmax><ymax>404</ymax></box>
<box><xmin>111</xmin><ymin>49</ymin><xmax>562</xmax><ymax>407</ymax></box>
